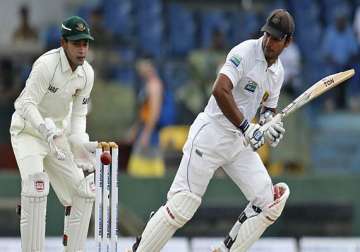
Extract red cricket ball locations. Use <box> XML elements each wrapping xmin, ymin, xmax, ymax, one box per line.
<box><xmin>100</xmin><ymin>152</ymin><xmax>112</xmax><ymax>165</ymax></box>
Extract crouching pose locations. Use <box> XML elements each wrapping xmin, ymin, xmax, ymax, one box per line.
<box><xmin>10</xmin><ymin>16</ymin><xmax>97</xmax><ymax>252</ymax></box>
<box><xmin>131</xmin><ymin>9</ymin><xmax>294</xmax><ymax>252</ymax></box>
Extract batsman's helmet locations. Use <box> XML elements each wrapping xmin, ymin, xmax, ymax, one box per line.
<box><xmin>261</xmin><ymin>9</ymin><xmax>295</xmax><ymax>40</ymax></box>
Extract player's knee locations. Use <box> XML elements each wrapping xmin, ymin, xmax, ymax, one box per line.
<box><xmin>247</xmin><ymin>182</ymin><xmax>290</xmax><ymax>226</ymax></box>
<box><xmin>75</xmin><ymin>174</ymin><xmax>96</xmax><ymax>200</ymax></box>
<box><xmin>21</xmin><ymin>172</ymin><xmax>50</xmax><ymax>197</ymax></box>
<box><xmin>56</xmin><ymin>175</ymin><xmax>95</xmax><ymax>207</ymax></box>
<box><xmin>251</xmin><ymin>178</ymin><xmax>274</xmax><ymax>210</ymax></box>
<box><xmin>163</xmin><ymin>191</ymin><xmax>201</xmax><ymax>228</ymax></box>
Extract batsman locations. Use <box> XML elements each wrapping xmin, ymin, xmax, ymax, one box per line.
<box><xmin>131</xmin><ymin>9</ymin><xmax>294</xmax><ymax>252</ymax></box>
<box><xmin>10</xmin><ymin>16</ymin><xmax>97</xmax><ymax>252</ymax></box>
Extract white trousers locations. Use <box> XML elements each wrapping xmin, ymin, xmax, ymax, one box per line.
<box><xmin>11</xmin><ymin>132</ymin><xmax>84</xmax><ymax>206</ymax></box>
<box><xmin>168</xmin><ymin>112</ymin><xmax>273</xmax><ymax>209</ymax></box>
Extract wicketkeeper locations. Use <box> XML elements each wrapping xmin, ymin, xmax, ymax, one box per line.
<box><xmin>10</xmin><ymin>16</ymin><xmax>97</xmax><ymax>252</ymax></box>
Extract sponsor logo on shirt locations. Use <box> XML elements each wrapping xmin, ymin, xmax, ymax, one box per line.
<box><xmin>82</xmin><ymin>97</ymin><xmax>90</xmax><ymax>105</ymax></box>
<box><xmin>229</xmin><ymin>55</ymin><xmax>241</xmax><ymax>67</ymax></box>
<box><xmin>244</xmin><ymin>80</ymin><xmax>257</xmax><ymax>93</ymax></box>
<box><xmin>48</xmin><ymin>85</ymin><xmax>59</xmax><ymax>93</ymax></box>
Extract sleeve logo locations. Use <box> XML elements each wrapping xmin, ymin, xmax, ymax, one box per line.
<box><xmin>82</xmin><ymin>97</ymin><xmax>90</xmax><ymax>105</ymax></box>
<box><xmin>229</xmin><ymin>55</ymin><xmax>241</xmax><ymax>67</ymax></box>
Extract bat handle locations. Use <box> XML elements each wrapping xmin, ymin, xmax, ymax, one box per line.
<box><xmin>260</xmin><ymin>113</ymin><xmax>282</xmax><ymax>132</ymax></box>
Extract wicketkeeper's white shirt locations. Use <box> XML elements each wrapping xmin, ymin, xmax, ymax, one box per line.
<box><xmin>11</xmin><ymin>47</ymin><xmax>94</xmax><ymax>138</ymax></box>
<box><xmin>204</xmin><ymin>36</ymin><xmax>284</xmax><ymax>130</ymax></box>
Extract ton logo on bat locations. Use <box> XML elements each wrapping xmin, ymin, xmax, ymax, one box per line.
<box><xmin>323</xmin><ymin>78</ymin><xmax>335</xmax><ymax>87</ymax></box>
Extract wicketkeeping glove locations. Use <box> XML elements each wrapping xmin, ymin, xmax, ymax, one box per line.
<box><xmin>38</xmin><ymin>118</ymin><xmax>66</xmax><ymax>160</ymax></box>
<box><xmin>68</xmin><ymin>135</ymin><xmax>98</xmax><ymax>172</ymax></box>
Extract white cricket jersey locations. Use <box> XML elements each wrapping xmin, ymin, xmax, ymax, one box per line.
<box><xmin>11</xmin><ymin>47</ymin><xmax>94</xmax><ymax>136</ymax></box>
<box><xmin>204</xmin><ymin>36</ymin><xmax>284</xmax><ymax>130</ymax></box>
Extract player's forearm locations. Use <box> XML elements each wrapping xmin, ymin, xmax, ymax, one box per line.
<box><xmin>70</xmin><ymin>114</ymin><xmax>89</xmax><ymax>142</ymax></box>
<box><xmin>20</xmin><ymin>102</ymin><xmax>45</xmax><ymax>129</ymax></box>
<box><xmin>213</xmin><ymin>75</ymin><xmax>245</xmax><ymax>128</ymax></box>
<box><xmin>14</xmin><ymin>61</ymin><xmax>50</xmax><ymax>130</ymax></box>
<box><xmin>70</xmin><ymin>94</ymin><xmax>91</xmax><ymax>141</ymax></box>
<box><xmin>214</xmin><ymin>92</ymin><xmax>245</xmax><ymax>127</ymax></box>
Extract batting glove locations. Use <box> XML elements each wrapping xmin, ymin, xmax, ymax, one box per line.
<box><xmin>265</xmin><ymin>121</ymin><xmax>285</xmax><ymax>148</ymax></box>
<box><xmin>259</xmin><ymin>110</ymin><xmax>275</xmax><ymax>126</ymax></box>
<box><xmin>259</xmin><ymin>111</ymin><xmax>285</xmax><ymax>148</ymax></box>
<box><xmin>38</xmin><ymin>118</ymin><xmax>66</xmax><ymax>160</ymax></box>
<box><xmin>239</xmin><ymin>119</ymin><xmax>265</xmax><ymax>151</ymax></box>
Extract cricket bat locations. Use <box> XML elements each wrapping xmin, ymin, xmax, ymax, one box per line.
<box><xmin>261</xmin><ymin>69</ymin><xmax>355</xmax><ymax>130</ymax></box>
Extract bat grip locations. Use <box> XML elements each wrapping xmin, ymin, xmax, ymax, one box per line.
<box><xmin>260</xmin><ymin>113</ymin><xmax>282</xmax><ymax>132</ymax></box>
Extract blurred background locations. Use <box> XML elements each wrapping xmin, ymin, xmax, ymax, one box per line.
<box><xmin>0</xmin><ymin>0</ymin><xmax>360</xmax><ymax>251</ymax></box>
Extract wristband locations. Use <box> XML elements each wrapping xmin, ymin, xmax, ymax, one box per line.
<box><xmin>238</xmin><ymin>119</ymin><xmax>249</xmax><ymax>134</ymax></box>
